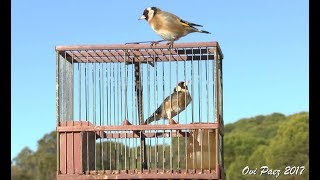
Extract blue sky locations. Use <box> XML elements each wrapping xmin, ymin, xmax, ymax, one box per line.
<box><xmin>11</xmin><ymin>0</ymin><xmax>309</xmax><ymax>160</ymax></box>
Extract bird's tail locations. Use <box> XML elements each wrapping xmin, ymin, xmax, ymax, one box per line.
<box><xmin>198</xmin><ymin>29</ymin><xmax>211</xmax><ymax>34</ymax></box>
<box><xmin>144</xmin><ymin>109</ymin><xmax>162</xmax><ymax>124</ymax></box>
<box><xmin>192</xmin><ymin>27</ymin><xmax>211</xmax><ymax>34</ymax></box>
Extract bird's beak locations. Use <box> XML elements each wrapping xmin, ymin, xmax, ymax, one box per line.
<box><xmin>139</xmin><ymin>15</ymin><xmax>146</xmax><ymax>20</ymax></box>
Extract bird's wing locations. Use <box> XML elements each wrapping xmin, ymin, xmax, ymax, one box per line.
<box><xmin>161</xmin><ymin>10</ymin><xmax>203</xmax><ymax>28</ymax></box>
<box><xmin>179</xmin><ymin>19</ymin><xmax>203</xmax><ymax>28</ymax></box>
<box><xmin>145</xmin><ymin>101</ymin><xmax>165</xmax><ymax>124</ymax></box>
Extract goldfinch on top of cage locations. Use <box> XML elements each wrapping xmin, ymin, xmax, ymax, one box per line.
<box><xmin>139</xmin><ymin>7</ymin><xmax>211</xmax><ymax>48</ymax></box>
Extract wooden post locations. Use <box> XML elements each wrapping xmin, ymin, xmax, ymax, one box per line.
<box><xmin>134</xmin><ymin>59</ymin><xmax>148</xmax><ymax>170</ymax></box>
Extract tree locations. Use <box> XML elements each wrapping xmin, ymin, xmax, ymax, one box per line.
<box><xmin>11</xmin><ymin>147</ymin><xmax>36</xmax><ymax>180</ymax></box>
<box><xmin>11</xmin><ymin>132</ymin><xmax>57</xmax><ymax>180</ymax></box>
<box><xmin>264</xmin><ymin>112</ymin><xmax>309</xmax><ymax>179</ymax></box>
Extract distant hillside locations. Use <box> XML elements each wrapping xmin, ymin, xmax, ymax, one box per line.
<box><xmin>224</xmin><ymin>112</ymin><xmax>309</xmax><ymax>179</ymax></box>
<box><xmin>11</xmin><ymin>112</ymin><xmax>309</xmax><ymax>180</ymax></box>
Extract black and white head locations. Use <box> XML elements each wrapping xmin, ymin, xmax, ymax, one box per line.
<box><xmin>139</xmin><ymin>7</ymin><xmax>159</xmax><ymax>21</ymax></box>
<box><xmin>175</xmin><ymin>81</ymin><xmax>189</xmax><ymax>92</ymax></box>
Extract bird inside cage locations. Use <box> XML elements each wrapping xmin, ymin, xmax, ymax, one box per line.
<box><xmin>138</xmin><ymin>7</ymin><xmax>211</xmax><ymax>48</ymax></box>
<box><xmin>145</xmin><ymin>81</ymin><xmax>192</xmax><ymax>125</ymax></box>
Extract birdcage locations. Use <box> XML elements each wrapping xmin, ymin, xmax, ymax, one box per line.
<box><xmin>55</xmin><ymin>41</ymin><xmax>225</xmax><ymax>179</ymax></box>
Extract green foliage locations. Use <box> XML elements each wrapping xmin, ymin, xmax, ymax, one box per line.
<box><xmin>11</xmin><ymin>112</ymin><xmax>309</xmax><ymax>179</ymax></box>
<box><xmin>224</xmin><ymin>112</ymin><xmax>309</xmax><ymax>179</ymax></box>
<box><xmin>11</xmin><ymin>131</ymin><xmax>57</xmax><ymax>180</ymax></box>
<box><xmin>95</xmin><ymin>140</ymin><xmax>130</xmax><ymax>170</ymax></box>
<box><xmin>11</xmin><ymin>147</ymin><xmax>37</xmax><ymax>180</ymax></box>
<box><xmin>95</xmin><ymin>137</ymin><xmax>187</xmax><ymax>170</ymax></box>
<box><xmin>263</xmin><ymin>112</ymin><xmax>309</xmax><ymax>179</ymax></box>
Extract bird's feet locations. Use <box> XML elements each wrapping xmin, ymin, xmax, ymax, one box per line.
<box><xmin>150</xmin><ymin>40</ymin><xmax>165</xmax><ymax>47</ymax></box>
<box><xmin>169</xmin><ymin>119</ymin><xmax>178</xmax><ymax>125</ymax></box>
<box><xmin>166</xmin><ymin>41</ymin><xmax>174</xmax><ymax>49</ymax></box>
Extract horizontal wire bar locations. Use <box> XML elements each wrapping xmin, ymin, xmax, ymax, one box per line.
<box><xmin>57</xmin><ymin>122</ymin><xmax>220</xmax><ymax>131</ymax></box>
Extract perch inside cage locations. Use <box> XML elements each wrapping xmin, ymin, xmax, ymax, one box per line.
<box><xmin>56</xmin><ymin>42</ymin><xmax>224</xmax><ymax>179</ymax></box>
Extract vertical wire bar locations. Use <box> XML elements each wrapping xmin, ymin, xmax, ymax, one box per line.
<box><xmin>108</xmin><ymin>62</ymin><xmax>111</xmax><ymax>170</ymax></box>
<box><xmin>191</xmin><ymin>48</ymin><xmax>195</xmax><ymax>170</ymax></box>
<box><xmin>212</xmin><ymin>49</ymin><xmax>216</xmax><ymax>176</ymax></box>
<box><xmin>162</xmin><ymin>49</ymin><xmax>165</xmax><ymax>172</ymax></box>
<box><xmin>214</xmin><ymin>47</ymin><xmax>218</xmax><ymax>123</ymax></box>
<box><xmin>125</xmin><ymin>53</ymin><xmax>128</xmax><ymax>121</ymax></box>
<box><xmin>111</xmin><ymin>63</ymin><xmax>114</xmax><ymax>171</ymax></box>
<box><xmin>100</xmin><ymin>61</ymin><xmax>104</xmax><ymax>170</ymax></box>
<box><xmin>85</xmin><ymin>53</ymin><xmax>89</xmax><ymax>123</ymax></box>
<box><xmin>118</xmin><ymin>61</ymin><xmax>121</xmax><ymax>170</ymax></box>
<box><xmin>153</xmin><ymin>53</ymin><xmax>158</xmax><ymax>171</ymax></box>
<box><xmin>128</xmin><ymin>129</ymin><xmax>131</xmax><ymax>170</ymax></box>
<box><xmin>104</xmin><ymin>59</ymin><xmax>108</xmax><ymax>170</ymax></box>
<box><xmin>70</xmin><ymin>67</ymin><xmax>75</xmax><ymax>173</ymax></box>
<box><xmin>120</xmin><ymin>56</ymin><xmax>123</xmax><ymax>121</ymax></box>
<box><xmin>115</xmin><ymin>136</ymin><xmax>117</xmax><ymax>171</ymax></box>
<box><xmin>212</xmin><ymin>49</ymin><xmax>215</xmax><ymax>124</ymax></box>
<box><xmin>93</xmin><ymin>59</ymin><xmax>96</xmax><ymax>126</ymax></box>
<box><xmin>71</xmin><ymin>53</ymin><xmax>74</xmax><ymax>122</ymax></box>
<box><xmin>135</xmin><ymin>94</ymin><xmax>138</xmax><ymax>171</ymax></box>
<box><xmin>69</xmin><ymin>52</ymin><xmax>75</xmax><ymax>175</ymax></box>
<box><xmin>109</xmin><ymin>58</ymin><xmax>112</xmax><ymax>132</ymax></box>
<box><xmin>102</xmin><ymin>63</ymin><xmax>109</xmax><ymax>170</ymax></box>
<box><xmin>93</xmin><ymin>60</ymin><xmax>97</xmax><ymax>171</ymax></box>
<box><xmin>109</xmin><ymin>137</ymin><xmax>111</xmax><ymax>170</ymax></box>
<box><xmin>147</xmin><ymin>50</ymin><xmax>151</xmax><ymax>170</ymax></box>
<box><xmin>124</xmin><ymin>51</ymin><xmax>127</xmax><ymax>171</ymax></box>
<box><xmin>130</xmin><ymin>54</ymin><xmax>134</xmax><ymax>170</ymax></box>
<box><xmin>125</xmin><ymin>132</ymin><xmax>127</xmax><ymax>171</ymax></box>
<box><xmin>198</xmin><ymin>49</ymin><xmax>202</xmax><ymax>124</ymax></box>
<box><xmin>117</xmin><ymin>62</ymin><xmax>120</xmax><ymax>166</ymax></box>
<box><xmin>183</xmin><ymin>48</ymin><xmax>188</xmax><ymax>170</ymax></box>
<box><xmin>106</xmin><ymin>62</ymin><xmax>110</xmax><ymax>170</ymax></box>
<box><xmin>206</xmin><ymin>47</ymin><xmax>211</xmax><ymax>170</ymax></box>
<box><xmin>169</xmin><ymin>48</ymin><xmax>173</xmax><ymax>172</ymax></box>
<box><xmin>62</xmin><ymin>52</ymin><xmax>65</xmax><ymax>122</ymax></box>
<box><xmin>176</xmin><ymin>48</ymin><xmax>180</xmax><ymax>170</ymax></box>
<box><xmin>78</xmin><ymin>62</ymin><xmax>81</xmax><ymax>123</ymax></box>
<box><xmin>220</xmin><ymin>53</ymin><xmax>224</xmax><ymax>124</ymax></box>
<box><xmin>85</xmin><ymin>53</ymin><xmax>89</xmax><ymax>172</ymax></box>
<box><xmin>71</xmin><ymin>52</ymin><xmax>75</xmax><ymax>174</ymax></box>
<box><xmin>155</xmin><ymin>134</ymin><xmax>158</xmax><ymax>172</ymax></box>
<box><xmin>62</xmin><ymin>52</ymin><xmax>67</xmax><ymax>174</ymax></box>
<box><xmin>116</xmin><ymin>62</ymin><xmax>120</xmax><ymax>170</ymax></box>
<box><xmin>219</xmin><ymin>52</ymin><xmax>224</xmax><ymax>170</ymax></box>
<box><xmin>206</xmin><ymin>48</ymin><xmax>209</xmax><ymax>124</ymax></box>
<box><xmin>214</xmin><ymin>47</ymin><xmax>219</xmax><ymax>174</ymax></box>
<box><xmin>107</xmin><ymin>57</ymin><xmax>110</xmax><ymax>127</ymax></box>
<box><xmin>108</xmin><ymin>61</ymin><xmax>111</xmax><ymax>171</ymax></box>
<box><xmin>113</xmin><ymin>62</ymin><xmax>116</xmax><ymax>126</ymax></box>
<box><xmin>199</xmin><ymin>47</ymin><xmax>203</xmax><ymax>171</ymax></box>
<box><xmin>113</xmin><ymin>61</ymin><xmax>117</xmax><ymax>171</ymax></box>
<box><xmin>129</xmin><ymin>55</ymin><xmax>133</xmax><ymax>170</ymax></box>
<box><xmin>55</xmin><ymin>51</ymin><xmax>60</xmax><ymax>174</ymax></box>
